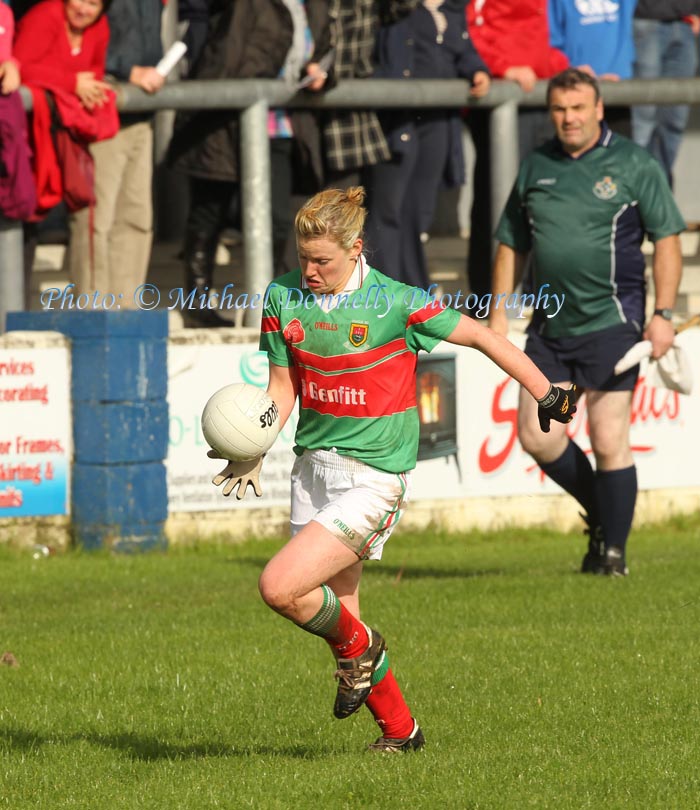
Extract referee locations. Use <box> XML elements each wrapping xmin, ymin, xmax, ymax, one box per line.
<box><xmin>489</xmin><ymin>68</ymin><xmax>685</xmax><ymax>576</ymax></box>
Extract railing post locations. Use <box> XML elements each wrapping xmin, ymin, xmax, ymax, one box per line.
<box><xmin>489</xmin><ymin>100</ymin><xmax>520</xmax><ymax>252</ymax></box>
<box><xmin>153</xmin><ymin>0</ymin><xmax>188</xmax><ymax>242</ymax></box>
<box><xmin>0</xmin><ymin>218</ymin><xmax>25</xmax><ymax>332</ymax></box>
<box><xmin>239</xmin><ymin>99</ymin><xmax>273</xmax><ymax>327</ymax></box>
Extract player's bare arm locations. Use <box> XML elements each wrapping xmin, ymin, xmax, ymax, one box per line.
<box><xmin>446</xmin><ymin>314</ymin><xmax>548</xmax><ymax>401</ymax></box>
<box><xmin>489</xmin><ymin>243</ymin><xmax>526</xmax><ymax>336</ymax></box>
<box><xmin>446</xmin><ymin>314</ymin><xmax>576</xmax><ymax>430</ymax></box>
<box><xmin>266</xmin><ymin>362</ymin><xmax>300</xmax><ymax>429</ymax></box>
<box><xmin>645</xmin><ymin>233</ymin><xmax>683</xmax><ymax>359</ymax></box>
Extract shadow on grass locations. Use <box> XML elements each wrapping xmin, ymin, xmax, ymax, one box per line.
<box><xmin>0</xmin><ymin>727</ymin><xmax>330</xmax><ymax>760</ymax></box>
<box><xmin>231</xmin><ymin>556</ymin><xmax>507</xmax><ymax>580</ymax></box>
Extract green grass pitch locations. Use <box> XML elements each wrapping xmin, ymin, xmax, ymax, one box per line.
<box><xmin>1</xmin><ymin>513</ymin><xmax>700</xmax><ymax>809</ymax></box>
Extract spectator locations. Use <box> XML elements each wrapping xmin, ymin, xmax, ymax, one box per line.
<box><xmin>13</xmin><ymin>0</ymin><xmax>114</xmax><ymax>114</ymax></box>
<box><xmin>322</xmin><ymin>0</ymin><xmax>419</xmax><ymax>189</ymax></box>
<box><xmin>548</xmin><ymin>0</ymin><xmax>637</xmax><ymax>135</ymax></box>
<box><xmin>489</xmin><ymin>69</ymin><xmax>685</xmax><ymax>576</ymax></box>
<box><xmin>66</xmin><ymin>0</ymin><xmax>165</xmax><ymax>305</ymax></box>
<box><xmin>632</xmin><ymin>1</ymin><xmax>700</xmax><ymax>187</ymax></box>
<box><xmin>178</xmin><ymin>0</ymin><xmax>210</xmax><ymax>72</ymax></box>
<box><xmin>267</xmin><ymin>3</ymin><xmax>332</xmax><ymax>277</ymax></box>
<box><xmin>13</xmin><ymin>0</ymin><xmax>118</xmax><ymax>307</ymax></box>
<box><xmin>364</xmin><ymin>0</ymin><xmax>490</xmax><ymax>289</ymax></box>
<box><xmin>0</xmin><ymin>0</ymin><xmax>20</xmax><ymax>95</ymax></box>
<box><xmin>548</xmin><ymin>0</ymin><xmax>636</xmax><ymax>80</ymax></box>
<box><xmin>167</xmin><ymin>0</ymin><xmax>331</xmax><ymax>327</ymax></box>
<box><xmin>465</xmin><ymin>0</ymin><xmax>568</xmax><ymax>302</ymax></box>
<box><xmin>0</xmin><ymin>0</ymin><xmax>33</xmax><ymax>221</ymax></box>
<box><xmin>0</xmin><ymin>0</ymin><xmax>36</xmax><ymax>331</ymax></box>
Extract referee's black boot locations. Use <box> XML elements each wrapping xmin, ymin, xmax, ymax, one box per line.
<box><xmin>602</xmin><ymin>546</ymin><xmax>629</xmax><ymax>577</ymax></box>
<box><xmin>580</xmin><ymin>513</ymin><xmax>605</xmax><ymax>574</ymax></box>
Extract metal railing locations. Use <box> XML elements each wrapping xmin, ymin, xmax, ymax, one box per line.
<box><xmin>121</xmin><ymin>78</ymin><xmax>528</xmax><ymax>317</ymax></box>
<box><xmin>123</xmin><ymin>76</ymin><xmax>700</xmax><ymax>325</ymax></box>
<box><xmin>4</xmin><ymin>77</ymin><xmax>700</xmax><ymax>332</ymax></box>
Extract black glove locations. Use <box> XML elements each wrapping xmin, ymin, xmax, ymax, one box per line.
<box><xmin>537</xmin><ymin>384</ymin><xmax>578</xmax><ymax>433</ymax></box>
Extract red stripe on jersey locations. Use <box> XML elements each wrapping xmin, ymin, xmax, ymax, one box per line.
<box><xmin>261</xmin><ymin>315</ymin><xmax>281</xmax><ymax>333</ymax></box>
<box><xmin>298</xmin><ymin>351</ymin><xmax>417</xmax><ymax>417</ymax></box>
<box><xmin>406</xmin><ymin>304</ymin><xmax>445</xmax><ymax>328</ymax></box>
<box><xmin>293</xmin><ymin>337</ymin><xmax>409</xmax><ymax>373</ymax></box>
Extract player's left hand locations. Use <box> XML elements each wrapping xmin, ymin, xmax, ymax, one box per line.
<box><xmin>208</xmin><ymin>450</ymin><xmax>265</xmax><ymax>499</ymax></box>
<box><xmin>537</xmin><ymin>384</ymin><xmax>577</xmax><ymax>433</ymax></box>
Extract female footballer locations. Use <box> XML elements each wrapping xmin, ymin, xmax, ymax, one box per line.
<box><xmin>209</xmin><ymin>187</ymin><xmax>575</xmax><ymax>752</ymax></box>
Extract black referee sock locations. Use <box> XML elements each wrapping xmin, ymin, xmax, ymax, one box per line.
<box><xmin>594</xmin><ymin>466</ymin><xmax>638</xmax><ymax>557</ymax></box>
<box><xmin>539</xmin><ymin>440</ymin><xmax>596</xmax><ymax>517</ymax></box>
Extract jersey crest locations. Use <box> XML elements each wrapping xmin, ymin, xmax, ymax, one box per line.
<box><xmin>284</xmin><ymin>318</ymin><xmax>306</xmax><ymax>345</ymax></box>
<box><xmin>349</xmin><ymin>322</ymin><xmax>369</xmax><ymax>347</ymax></box>
<box><xmin>593</xmin><ymin>176</ymin><xmax>618</xmax><ymax>200</ymax></box>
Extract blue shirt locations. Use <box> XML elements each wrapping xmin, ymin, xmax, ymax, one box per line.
<box><xmin>548</xmin><ymin>0</ymin><xmax>637</xmax><ymax>79</ymax></box>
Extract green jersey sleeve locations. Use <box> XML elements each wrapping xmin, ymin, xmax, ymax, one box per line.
<box><xmin>404</xmin><ymin>304</ymin><xmax>461</xmax><ymax>353</ymax></box>
<box><xmin>634</xmin><ymin>151</ymin><xmax>686</xmax><ymax>241</ymax></box>
<box><xmin>494</xmin><ymin>171</ymin><xmax>532</xmax><ymax>254</ymax></box>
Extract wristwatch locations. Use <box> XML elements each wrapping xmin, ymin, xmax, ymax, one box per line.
<box><xmin>653</xmin><ymin>308</ymin><xmax>673</xmax><ymax>321</ymax></box>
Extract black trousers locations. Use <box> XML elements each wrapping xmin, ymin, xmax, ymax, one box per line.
<box><xmin>184</xmin><ymin>137</ymin><xmax>296</xmax><ymax>276</ymax></box>
<box><xmin>364</xmin><ymin>115</ymin><xmax>450</xmax><ymax>289</ymax></box>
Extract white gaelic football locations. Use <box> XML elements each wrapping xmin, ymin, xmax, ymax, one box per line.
<box><xmin>201</xmin><ymin>383</ymin><xmax>280</xmax><ymax>461</ymax></box>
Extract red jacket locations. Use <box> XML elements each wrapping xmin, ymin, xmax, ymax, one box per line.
<box><xmin>27</xmin><ymin>87</ymin><xmax>62</xmax><ymax>217</ymax></box>
<box><xmin>15</xmin><ymin>1</ymin><xmax>118</xmax><ymax>217</ymax></box>
<box><xmin>13</xmin><ymin>0</ymin><xmax>110</xmax><ymax>92</ymax></box>
<box><xmin>466</xmin><ymin>0</ymin><xmax>569</xmax><ymax>79</ymax></box>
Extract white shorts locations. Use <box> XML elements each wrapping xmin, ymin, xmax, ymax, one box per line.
<box><xmin>290</xmin><ymin>449</ymin><xmax>411</xmax><ymax>561</ymax></box>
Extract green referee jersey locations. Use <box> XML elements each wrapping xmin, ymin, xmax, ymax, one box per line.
<box><xmin>495</xmin><ymin>125</ymin><xmax>686</xmax><ymax>338</ymax></box>
<box><xmin>259</xmin><ymin>259</ymin><xmax>461</xmax><ymax>473</ymax></box>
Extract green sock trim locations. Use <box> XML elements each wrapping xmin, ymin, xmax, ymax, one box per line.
<box><xmin>301</xmin><ymin>584</ymin><xmax>341</xmax><ymax>637</ymax></box>
<box><xmin>371</xmin><ymin>650</ymin><xmax>389</xmax><ymax>686</ymax></box>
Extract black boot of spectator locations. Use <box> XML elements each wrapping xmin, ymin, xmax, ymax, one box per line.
<box><xmin>183</xmin><ymin>231</ymin><xmax>230</xmax><ymax>328</ymax></box>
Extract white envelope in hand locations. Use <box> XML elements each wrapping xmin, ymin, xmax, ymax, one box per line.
<box><xmin>614</xmin><ymin>340</ymin><xmax>693</xmax><ymax>395</ymax></box>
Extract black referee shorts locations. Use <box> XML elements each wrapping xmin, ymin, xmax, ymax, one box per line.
<box><xmin>524</xmin><ymin>322</ymin><xmax>642</xmax><ymax>392</ymax></box>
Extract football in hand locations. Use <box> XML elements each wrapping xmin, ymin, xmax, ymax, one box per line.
<box><xmin>201</xmin><ymin>383</ymin><xmax>280</xmax><ymax>461</ymax></box>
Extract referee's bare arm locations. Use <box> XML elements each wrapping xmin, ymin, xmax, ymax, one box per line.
<box><xmin>488</xmin><ymin>243</ymin><xmax>527</xmax><ymax>336</ymax></box>
<box><xmin>646</xmin><ymin>234</ymin><xmax>683</xmax><ymax>360</ymax></box>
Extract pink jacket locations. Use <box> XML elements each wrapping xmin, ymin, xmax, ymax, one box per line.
<box><xmin>466</xmin><ymin>0</ymin><xmax>569</xmax><ymax>79</ymax></box>
<box><xmin>0</xmin><ymin>3</ymin><xmax>16</xmax><ymax>63</ymax></box>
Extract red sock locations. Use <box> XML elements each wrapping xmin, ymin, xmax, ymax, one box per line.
<box><xmin>366</xmin><ymin>667</ymin><xmax>414</xmax><ymax>739</ymax></box>
<box><xmin>327</xmin><ymin>603</ymin><xmax>369</xmax><ymax>659</ymax></box>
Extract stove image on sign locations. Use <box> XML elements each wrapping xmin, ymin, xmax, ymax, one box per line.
<box><xmin>416</xmin><ymin>353</ymin><xmax>460</xmax><ymax>478</ymax></box>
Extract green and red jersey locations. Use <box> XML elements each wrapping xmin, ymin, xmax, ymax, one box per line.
<box><xmin>259</xmin><ymin>258</ymin><xmax>460</xmax><ymax>473</ymax></box>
